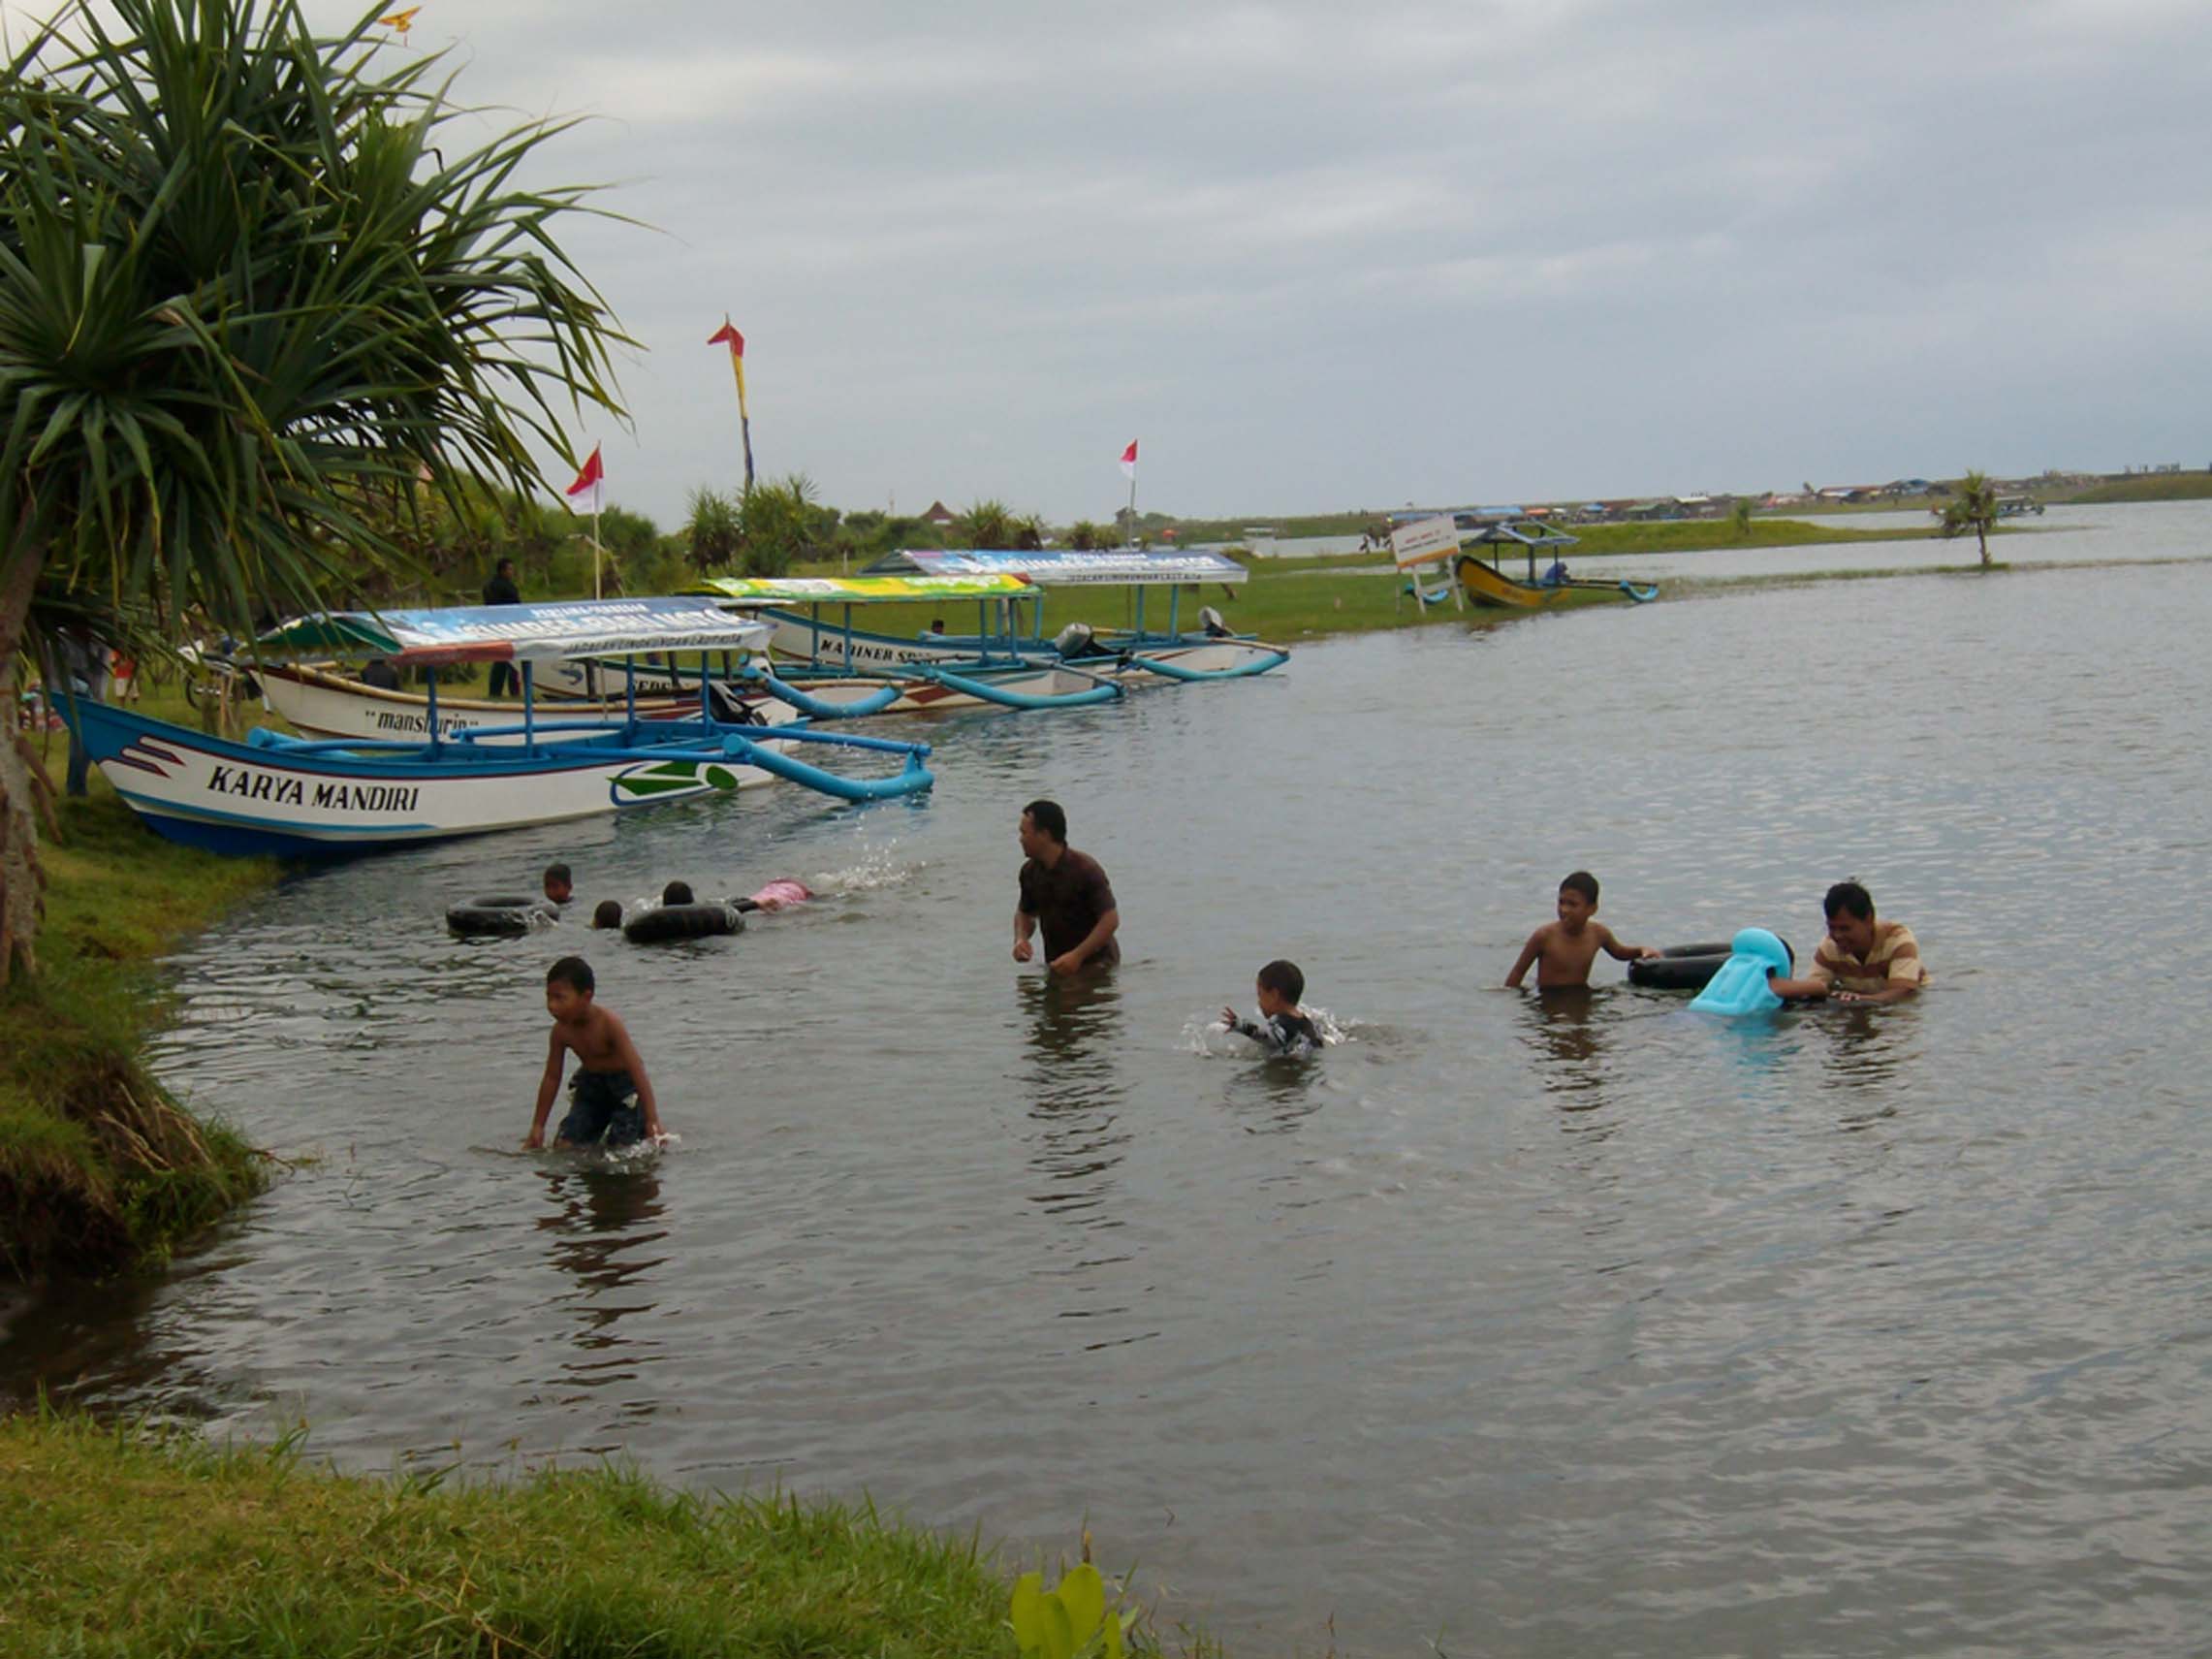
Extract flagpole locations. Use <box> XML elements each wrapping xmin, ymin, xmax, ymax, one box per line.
<box><xmin>592</xmin><ymin>500</ymin><xmax>603</xmax><ymax>599</ymax></box>
<box><xmin>722</xmin><ymin>314</ymin><xmax>755</xmax><ymax>499</ymax></box>
<box><xmin>1126</xmin><ymin>471</ymin><xmax>1137</xmax><ymax>549</ymax></box>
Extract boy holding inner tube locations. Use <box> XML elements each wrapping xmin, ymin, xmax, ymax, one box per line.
<box><xmin>1505</xmin><ymin>871</ymin><xmax>1660</xmax><ymax>990</ymax></box>
<box><xmin>524</xmin><ymin>956</ymin><xmax>666</xmax><ymax>1149</ymax></box>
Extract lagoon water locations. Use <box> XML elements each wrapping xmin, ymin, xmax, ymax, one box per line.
<box><xmin>8</xmin><ymin>504</ymin><xmax>2212</xmax><ymax>1655</ymax></box>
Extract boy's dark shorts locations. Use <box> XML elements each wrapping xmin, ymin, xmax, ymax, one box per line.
<box><xmin>557</xmin><ymin>1069</ymin><xmax>645</xmax><ymax>1147</ymax></box>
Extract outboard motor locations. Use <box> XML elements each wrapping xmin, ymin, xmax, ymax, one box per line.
<box><xmin>707</xmin><ymin>680</ymin><xmax>768</xmax><ymax>725</ymax></box>
<box><xmin>1199</xmin><ymin>605</ymin><xmax>1230</xmax><ymax>639</ymax></box>
<box><xmin>1053</xmin><ymin>622</ymin><xmax>1096</xmax><ymax>660</ymax></box>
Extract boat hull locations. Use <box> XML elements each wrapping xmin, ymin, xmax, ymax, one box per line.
<box><xmin>1455</xmin><ymin>558</ymin><xmax>1658</xmax><ymax>610</ymax></box>
<box><xmin>70</xmin><ymin>702</ymin><xmax>786</xmax><ymax>859</ymax></box>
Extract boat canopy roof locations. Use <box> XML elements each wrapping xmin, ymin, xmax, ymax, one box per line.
<box><xmin>258</xmin><ymin>597</ymin><xmax>771</xmax><ymax>666</ymax></box>
<box><xmin>687</xmin><ymin>573</ymin><xmax>1033</xmax><ymax>606</ymax></box>
<box><xmin>1464</xmin><ymin>521</ymin><xmax>1580</xmax><ymax>549</ymax></box>
<box><xmin>862</xmin><ymin>547</ymin><xmax>1248</xmax><ymax>587</ymax></box>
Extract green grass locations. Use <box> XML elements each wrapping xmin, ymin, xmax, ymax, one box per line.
<box><xmin>2</xmin><ymin>683</ymin><xmax>280</xmax><ymax>1282</ymax></box>
<box><xmin>2064</xmin><ymin>471</ymin><xmax>2212</xmax><ymax>504</ymax></box>
<box><xmin>0</xmin><ymin>1412</ymin><xmax>1169</xmax><ymax>1659</ymax></box>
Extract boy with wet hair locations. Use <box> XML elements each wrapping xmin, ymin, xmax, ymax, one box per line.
<box><xmin>660</xmin><ymin>879</ymin><xmax>694</xmax><ymax>907</ymax></box>
<box><xmin>542</xmin><ymin>863</ymin><xmax>573</xmax><ymax>906</ymax></box>
<box><xmin>1222</xmin><ymin>959</ymin><xmax>1325</xmax><ymax>1058</ymax></box>
<box><xmin>590</xmin><ymin>900</ymin><xmax>624</xmax><ymax>930</ymax></box>
<box><xmin>1505</xmin><ymin>871</ymin><xmax>1659</xmax><ymax>990</ymax></box>
<box><xmin>524</xmin><ymin>956</ymin><xmax>665</xmax><ymax>1149</ymax></box>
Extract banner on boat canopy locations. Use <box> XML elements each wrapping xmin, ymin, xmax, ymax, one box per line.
<box><xmin>1391</xmin><ymin>517</ymin><xmax>1463</xmax><ymax>569</ymax></box>
<box><xmin>258</xmin><ymin>598</ymin><xmax>772</xmax><ymax>666</ymax></box>
<box><xmin>863</xmin><ymin>548</ymin><xmax>1248</xmax><ymax>586</ymax></box>
<box><xmin>688</xmin><ymin>574</ymin><xmax>1034</xmax><ymax>605</ymax></box>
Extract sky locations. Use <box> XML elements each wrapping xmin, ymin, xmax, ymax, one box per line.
<box><xmin>12</xmin><ymin>0</ymin><xmax>2212</xmax><ymax>526</ymax></box>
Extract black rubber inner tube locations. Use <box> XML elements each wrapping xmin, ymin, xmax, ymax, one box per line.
<box><xmin>446</xmin><ymin>896</ymin><xmax>553</xmax><ymax>938</ymax></box>
<box><xmin>622</xmin><ymin>903</ymin><xmax>746</xmax><ymax>944</ymax></box>
<box><xmin>1627</xmin><ymin>937</ymin><xmax>1793</xmax><ymax>991</ymax></box>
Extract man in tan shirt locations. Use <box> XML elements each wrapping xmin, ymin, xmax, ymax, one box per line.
<box><xmin>1771</xmin><ymin>880</ymin><xmax>1928</xmax><ymax>1005</ymax></box>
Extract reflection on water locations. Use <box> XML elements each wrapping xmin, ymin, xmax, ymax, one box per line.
<box><xmin>11</xmin><ymin>509</ymin><xmax>2212</xmax><ymax>1656</ymax></box>
<box><xmin>1017</xmin><ymin>970</ymin><xmax>1129</xmax><ymax>1229</ymax></box>
<box><xmin>535</xmin><ymin>1164</ymin><xmax>668</xmax><ymax>1402</ymax></box>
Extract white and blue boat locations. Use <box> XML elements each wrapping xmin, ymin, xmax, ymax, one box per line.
<box><xmin>67</xmin><ymin>597</ymin><xmax>935</xmax><ymax>859</ymax></box>
<box><xmin>739</xmin><ymin>550</ymin><xmax>1290</xmax><ymax>686</ymax></box>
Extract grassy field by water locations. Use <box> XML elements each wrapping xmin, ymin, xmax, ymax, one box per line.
<box><xmin>0</xmin><ymin>1411</ymin><xmax>1146</xmax><ymax>1659</ymax></box>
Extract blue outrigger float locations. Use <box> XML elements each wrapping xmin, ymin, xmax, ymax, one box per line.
<box><xmin>67</xmin><ymin>597</ymin><xmax>935</xmax><ymax>859</ymax></box>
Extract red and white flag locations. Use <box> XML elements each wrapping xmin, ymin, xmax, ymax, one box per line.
<box><xmin>1119</xmin><ymin>439</ymin><xmax>1138</xmax><ymax>480</ymax></box>
<box><xmin>564</xmin><ymin>443</ymin><xmax>604</xmax><ymax>515</ymax></box>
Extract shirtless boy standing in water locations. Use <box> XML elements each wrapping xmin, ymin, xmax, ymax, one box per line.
<box><xmin>523</xmin><ymin>956</ymin><xmax>665</xmax><ymax>1149</ymax></box>
<box><xmin>1505</xmin><ymin>871</ymin><xmax>1659</xmax><ymax>989</ymax></box>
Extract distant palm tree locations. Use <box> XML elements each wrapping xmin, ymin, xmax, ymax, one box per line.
<box><xmin>1939</xmin><ymin>470</ymin><xmax>2001</xmax><ymax>567</ymax></box>
<box><xmin>686</xmin><ymin>489</ymin><xmax>743</xmax><ymax>570</ymax></box>
<box><xmin>738</xmin><ymin>473</ymin><xmax>822</xmax><ymax>577</ymax></box>
<box><xmin>0</xmin><ymin>0</ymin><xmax>628</xmax><ymax>981</ymax></box>
<box><xmin>960</xmin><ymin>499</ymin><xmax>1018</xmax><ymax>551</ymax></box>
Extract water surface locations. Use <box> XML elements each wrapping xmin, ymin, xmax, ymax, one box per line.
<box><xmin>9</xmin><ymin>504</ymin><xmax>2212</xmax><ymax>1656</ymax></box>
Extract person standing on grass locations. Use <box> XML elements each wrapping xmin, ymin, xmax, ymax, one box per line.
<box><xmin>483</xmin><ymin>558</ymin><xmax>522</xmax><ymax>697</ymax></box>
<box><xmin>1013</xmin><ymin>799</ymin><xmax>1120</xmax><ymax>975</ymax></box>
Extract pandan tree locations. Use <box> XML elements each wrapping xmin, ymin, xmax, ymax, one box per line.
<box><xmin>685</xmin><ymin>488</ymin><xmax>743</xmax><ymax>570</ymax></box>
<box><xmin>736</xmin><ymin>473</ymin><xmax>822</xmax><ymax>577</ymax></box>
<box><xmin>0</xmin><ymin>0</ymin><xmax>628</xmax><ymax>982</ymax></box>
<box><xmin>960</xmin><ymin>498</ymin><xmax>1018</xmax><ymax>551</ymax></box>
<box><xmin>1938</xmin><ymin>469</ymin><xmax>2001</xmax><ymax>567</ymax></box>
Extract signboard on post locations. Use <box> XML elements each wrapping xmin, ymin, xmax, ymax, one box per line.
<box><xmin>1391</xmin><ymin>516</ymin><xmax>1463</xmax><ymax>569</ymax></box>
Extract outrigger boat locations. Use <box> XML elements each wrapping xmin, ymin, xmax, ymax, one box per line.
<box><xmin>851</xmin><ymin>549</ymin><xmax>1290</xmax><ymax>683</ymax></box>
<box><xmin>543</xmin><ymin>556</ymin><xmax>1288</xmax><ymax>717</ymax></box>
<box><xmin>65</xmin><ymin>597</ymin><xmax>935</xmax><ymax>859</ymax></box>
<box><xmin>532</xmin><ymin>572</ymin><xmax>1035</xmax><ymax>699</ymax></box>
<box><xmin>1393</xmin><ymin>516</ymin><xmax>1659</xmax><ymax>612</ymax></box>
<box><xmin>248</xmin><ymin>657</ymin><xmax>897</xmax><ymax>746</ymax></box>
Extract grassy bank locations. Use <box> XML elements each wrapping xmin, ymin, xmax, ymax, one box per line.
<box><xmin>1</xmin><ymin>686</ymin><xmax>279</xmax><ymax>1283</ymax></box>
<box><xmin>0</xmin><ymin>1411</ymin><xmax>1105</xmax><ymax>1658</ymax></box>
<box><xmin>2065</xmin><ymin>471</ymin><xmax>2212</xmax><ymax>504</ymax></box>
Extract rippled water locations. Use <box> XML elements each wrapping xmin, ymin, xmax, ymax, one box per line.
<box><xmin>9</xmin><ymin>506</ymin><xmax>2212</xmax><ymax>1655</ymax></box>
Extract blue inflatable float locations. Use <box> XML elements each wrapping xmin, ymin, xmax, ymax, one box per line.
<box><xmin>1690</xmin><ymin>928</ymin><xmax>1792</xmax><ymax>1015</ymax></box>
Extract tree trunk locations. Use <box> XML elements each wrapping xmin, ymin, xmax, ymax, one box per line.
<box><xmin>1978</xmin><ymin>523</ymin><xmax>1990</xmax><ymax>567</ymax></box>
<box><xmin>0</xmin><ymin>541</ymin><xmax>58</xmax><ymax>987</ymax></box>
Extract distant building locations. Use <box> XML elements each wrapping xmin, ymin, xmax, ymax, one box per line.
<box><xmin>922</xmin><ymin>500</ymin><xmax>957</xmax><ymax>526</ymax></box>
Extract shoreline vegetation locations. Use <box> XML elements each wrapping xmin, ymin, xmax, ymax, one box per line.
<box><xmin>1</xmin><ymin>1411</ymin><xmax>1153</xmax><ymax>1659</ymax></box>
<box><xmin>0</xmin><ymin>684</ymin><xmax>278</xmax><ymax>1289</ymax></box>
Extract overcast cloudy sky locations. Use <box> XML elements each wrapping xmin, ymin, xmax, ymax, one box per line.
<box><xmin>18</xmin><ymin>1</ymin><xmax>2212</xmax><ymax>524</ymax></box>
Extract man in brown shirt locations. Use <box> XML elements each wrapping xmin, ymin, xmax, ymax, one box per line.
<box><xmin>1013</xmin><ymin>798</ymin><xmax>1121</xmax><ymax>974</ymax></box>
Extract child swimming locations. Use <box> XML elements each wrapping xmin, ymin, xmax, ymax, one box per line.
<box><xmin>1221</xmin><ymin>959</ymin><xmax>1324</xmax><ymax>1058</ymax></box>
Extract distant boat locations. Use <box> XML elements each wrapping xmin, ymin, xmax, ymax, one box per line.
<box><xmin>1393</xmin><ymin>519</ymin><xmax>1658</xmax><ymax>612</ymax></box>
